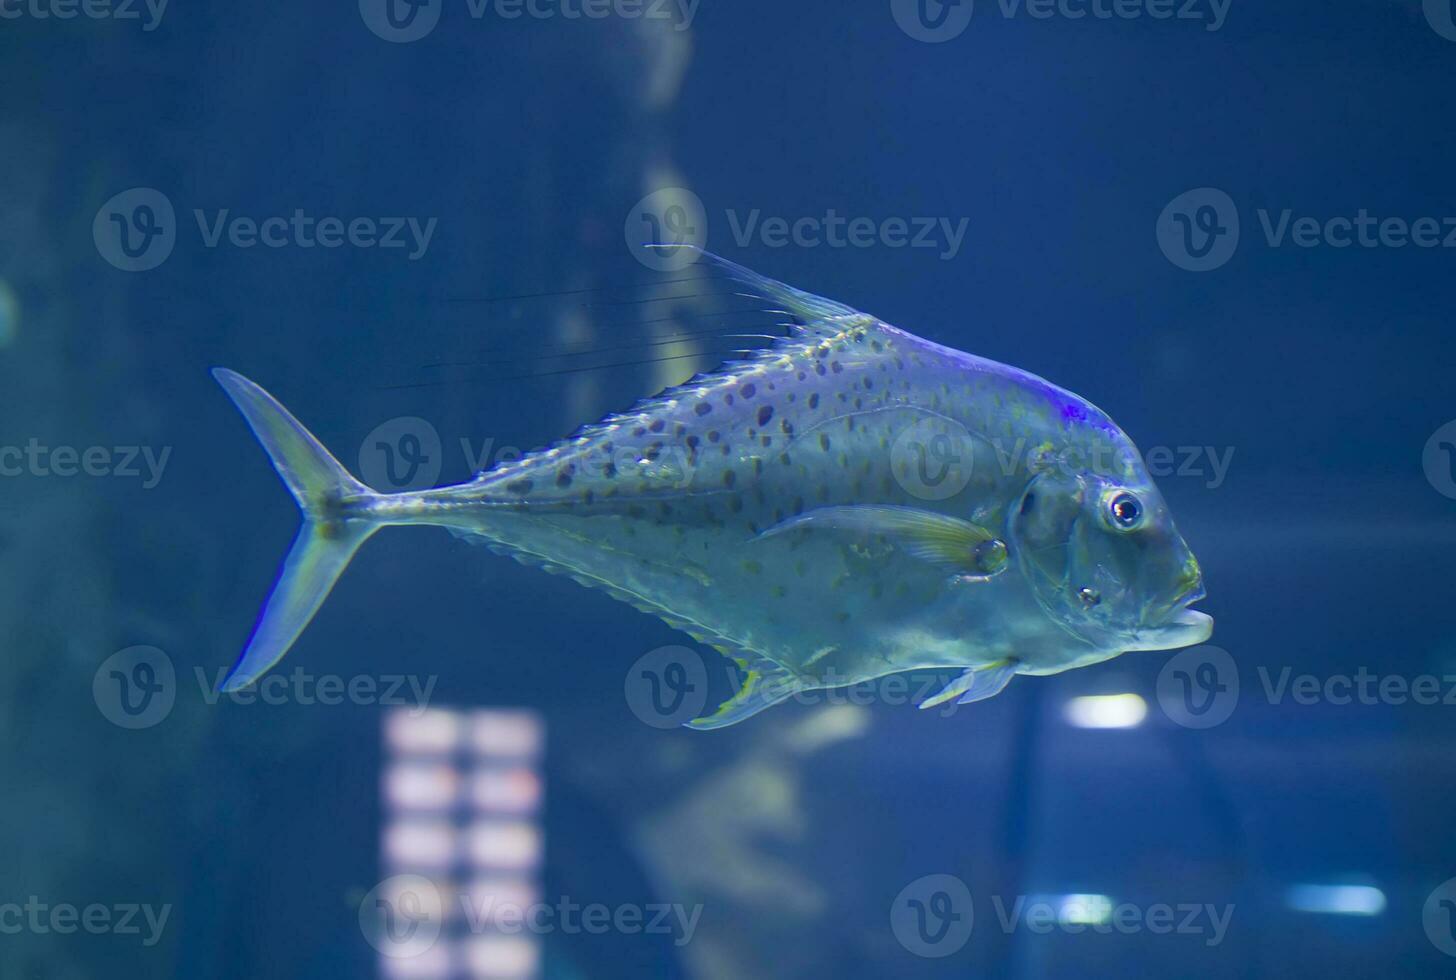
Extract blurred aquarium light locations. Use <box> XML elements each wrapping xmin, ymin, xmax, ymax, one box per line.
<box><xmin>0</xmin><ymin>279</ymin><xmax>17</xmax><ymax>348</ymax></box>
<box><xmin>383</xmin><ymin>707</ymin><xmax>544</xmax><ymax>980</ymax></box>
<box><xmin>1026</xmin><ymin>893</ymin><xmax>1116</xmax><ymax>926</ymax></box>
<box><xmin>1284</xmin><ymin>884</ymin><xmax>1387</xmax><ymax>916</ymax></box>
<box><xmin>1062</xmin><ymin>693</ymin><xmax>1147</xmax><ymax>729</ymax></box>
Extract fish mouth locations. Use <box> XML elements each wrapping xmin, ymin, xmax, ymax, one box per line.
<box><xmin>1127</xmin><ymin>587</ymin><xmax>1213</xmax><ymax>653</ymax></box>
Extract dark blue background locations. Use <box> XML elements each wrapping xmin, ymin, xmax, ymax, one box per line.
<box><xmin>2</xmin><ymin>1</ymin><xmax>1455</xmax><ymax>977</ymax></box>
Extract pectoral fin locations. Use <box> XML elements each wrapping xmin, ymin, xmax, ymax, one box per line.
<box><xmin>757</xmin><ymin>505</ymin><xmax>1008</xmax><ymax>580</ymax></box>
<box><xmin>920</xmin><ymin>660</ymin><xmax>1018</xmax><ymax>710</ymax></box>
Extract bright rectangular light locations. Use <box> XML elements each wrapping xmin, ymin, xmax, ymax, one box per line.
<box><xmin>1062</xmin><ymin>693</ymin><xmax>1148</xmax><ymax>729</ymax></box>
<box><xmin>1285</xmin><ymin>884</ymin><xmax>1387</xmax><ymax>916</ymax></box>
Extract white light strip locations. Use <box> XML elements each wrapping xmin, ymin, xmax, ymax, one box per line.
<box><xmin>1062</xmin><ymin>693</ymin><xmax>1148</xmax><ymax>729</ymax></box>
<box><xmin>1285</xmin><ymin>884</ymin><xmax>1387</xmax><ymax>916</ymax></box>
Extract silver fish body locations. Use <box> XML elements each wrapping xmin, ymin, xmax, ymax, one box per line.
<box><xmin>214</xmin><ymin>251</ymin><xmax>1211</xmax><ymax>727</ymax></box>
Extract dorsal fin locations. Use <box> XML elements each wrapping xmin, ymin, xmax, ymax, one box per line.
<box><xmin>647</xmin><ymin>245</ymin><xmax>861</xmax><ymax>325</ymax></box>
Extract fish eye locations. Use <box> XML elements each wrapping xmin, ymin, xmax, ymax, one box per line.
<box><xmin>1078</xmin><ymin>587</ymin><xmax>1101</xmax><ymax>607</ymax></box>
<box><xmin>1107</xmin><ymin>491</ymin><xmax>1144</xmax><ymax>530</ymax></box>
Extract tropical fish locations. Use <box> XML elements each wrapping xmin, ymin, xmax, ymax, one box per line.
<box><xmin>213</xmin><ymin>250</ymin><xmax>1211</xmax><ymax>728</ymax></box>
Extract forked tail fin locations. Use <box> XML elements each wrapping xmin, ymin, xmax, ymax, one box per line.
<box><xmin>212</xmin><ymin>368</ymin><xmax>381</xmax><ymax>692</ymax></box>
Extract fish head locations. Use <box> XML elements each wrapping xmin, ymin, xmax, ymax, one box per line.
<box><xmin>1009</xmin><ymin>464</ymin><xmax>1211</xmax><ymax>654</ymax></box>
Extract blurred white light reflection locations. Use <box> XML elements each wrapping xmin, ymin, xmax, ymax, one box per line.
<box><xmin>1026</xmin><ymin>893</ymin><xmax>1115</xmax><ymax>926</ymax></box>
<box><xmin>464</xmin><ymin>935</ymin><xmax>539</xmax><ymax>978</ymax></box>
<box><xmin>1285</xmin><ymin>884</ymin><xmax>1387</xmax><ymax>916</ymax></box>
<box><xmin>1062</xmin><ymin>693</ymin><xmax>1147</xmax><ymax>729</ymax></box>
<box><xmin>382</xmin><ymin>708</ymin><xmax>544</xmax><ymax>979</ymax></box>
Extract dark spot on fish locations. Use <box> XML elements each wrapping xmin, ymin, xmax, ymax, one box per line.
<box><xmin>508</xmin><ymin>479</ymin><xmax>533</xmax><ymax>495</ymax></box>
<box><xmin>686</xmin><ymin>435</ymin><xmax>700</xmax><ymax>449</ymax></box>
<box><xmin>723</xmin><ymin>393</ymin><xmax>735</xmax><ymax>406</ymax></box>
<box><xmin>760</xmin><ymin>436</ymin><xmax>772</xmax><ymax>448</ymax></box>
<box><xmin>707</xmin><ymin>430</ymin><xmax>721</xmax><ymax>443</ymax></box>
<box><xmin>831</xmin><ymin>361</ymin><xmax>843</xmax><ymax>374</ymax></box>
<box><xmin>819</xmin><ymin>434</ymin><xmax>831</xmax><ymax>452</ymax></box>
<box><xmin>649</xmin><ymin>419</ymin><xmax>665</xmax><ymax>433</ymax></box>
<box><xmin>556</xmin><ymin>472</ymin><xmax>573</xmax><ymax>488</ymax></box>
<box><xmin>645</xmin><ymin>442</ymin><xmax>663</xmax><ymax>461</ymax></box>
<box><xmin>757</xmin><ymin>405</ymin><xmax>774</xmax><ymax>426</ymax></box>
<box><xmin>723</xmin><ymin>471</ymin><xmax>737</xmax><ymax>488</ymax></box>
<box><xmin>872</xmin><ymin>340</ymin><xmax>883</xmax><ymax>352</ymax></box>
<box><xmin>863</xmin><ymin>378</ymin><xmax>873</xmax><ymax>390</ymax></box>
<box><xmin>780</xmin><ymin>420</ymin><xmax>794</xmax><ymax>437</ymax></box>
<box><xmin>815</xmin><ymin>363</ymin><xmax>826</xmax><ymax>376</ymax></box>
<box><xmin>633</xmin><ymin>427</ymin><xmax>646</xmax><ymax>437</ymax></box>
<box><xmin>604</xmin><ymin>462</ymin><xmax>617</xmax><ymax>478</ymax></box>
<box><xmin>1021</xmin><ymin>493</ymin><xmax>1037</xmax><ymax>515</ymax></box>
<box><xmin>695</xmin><ymin>402</ymin><xmax>712</xmax><ymax>416</ymax></box>
<box><xmin>808</xmin><ymin>393</ymin><xmax>820</xmax><ymax>409</ymax></box>
<box><xmin>753</xmin><ymin>458</ymin><xmax>763</xmax><ymax>476</ymax></box>
<box><xmin>741</xmin><ymin>383</ymin><xmax>757</xmax><ymax>398</ymax></box>
<box><xmin>797</xmin><ymin>371</ymin><xmax>807</xmax><ymax>381</ymax></box>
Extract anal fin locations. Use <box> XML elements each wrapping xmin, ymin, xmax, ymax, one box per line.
<box><xmin>686</xmin><ymin>653</ymin><xmax>805</xmax><ymax>731</ymax></box>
